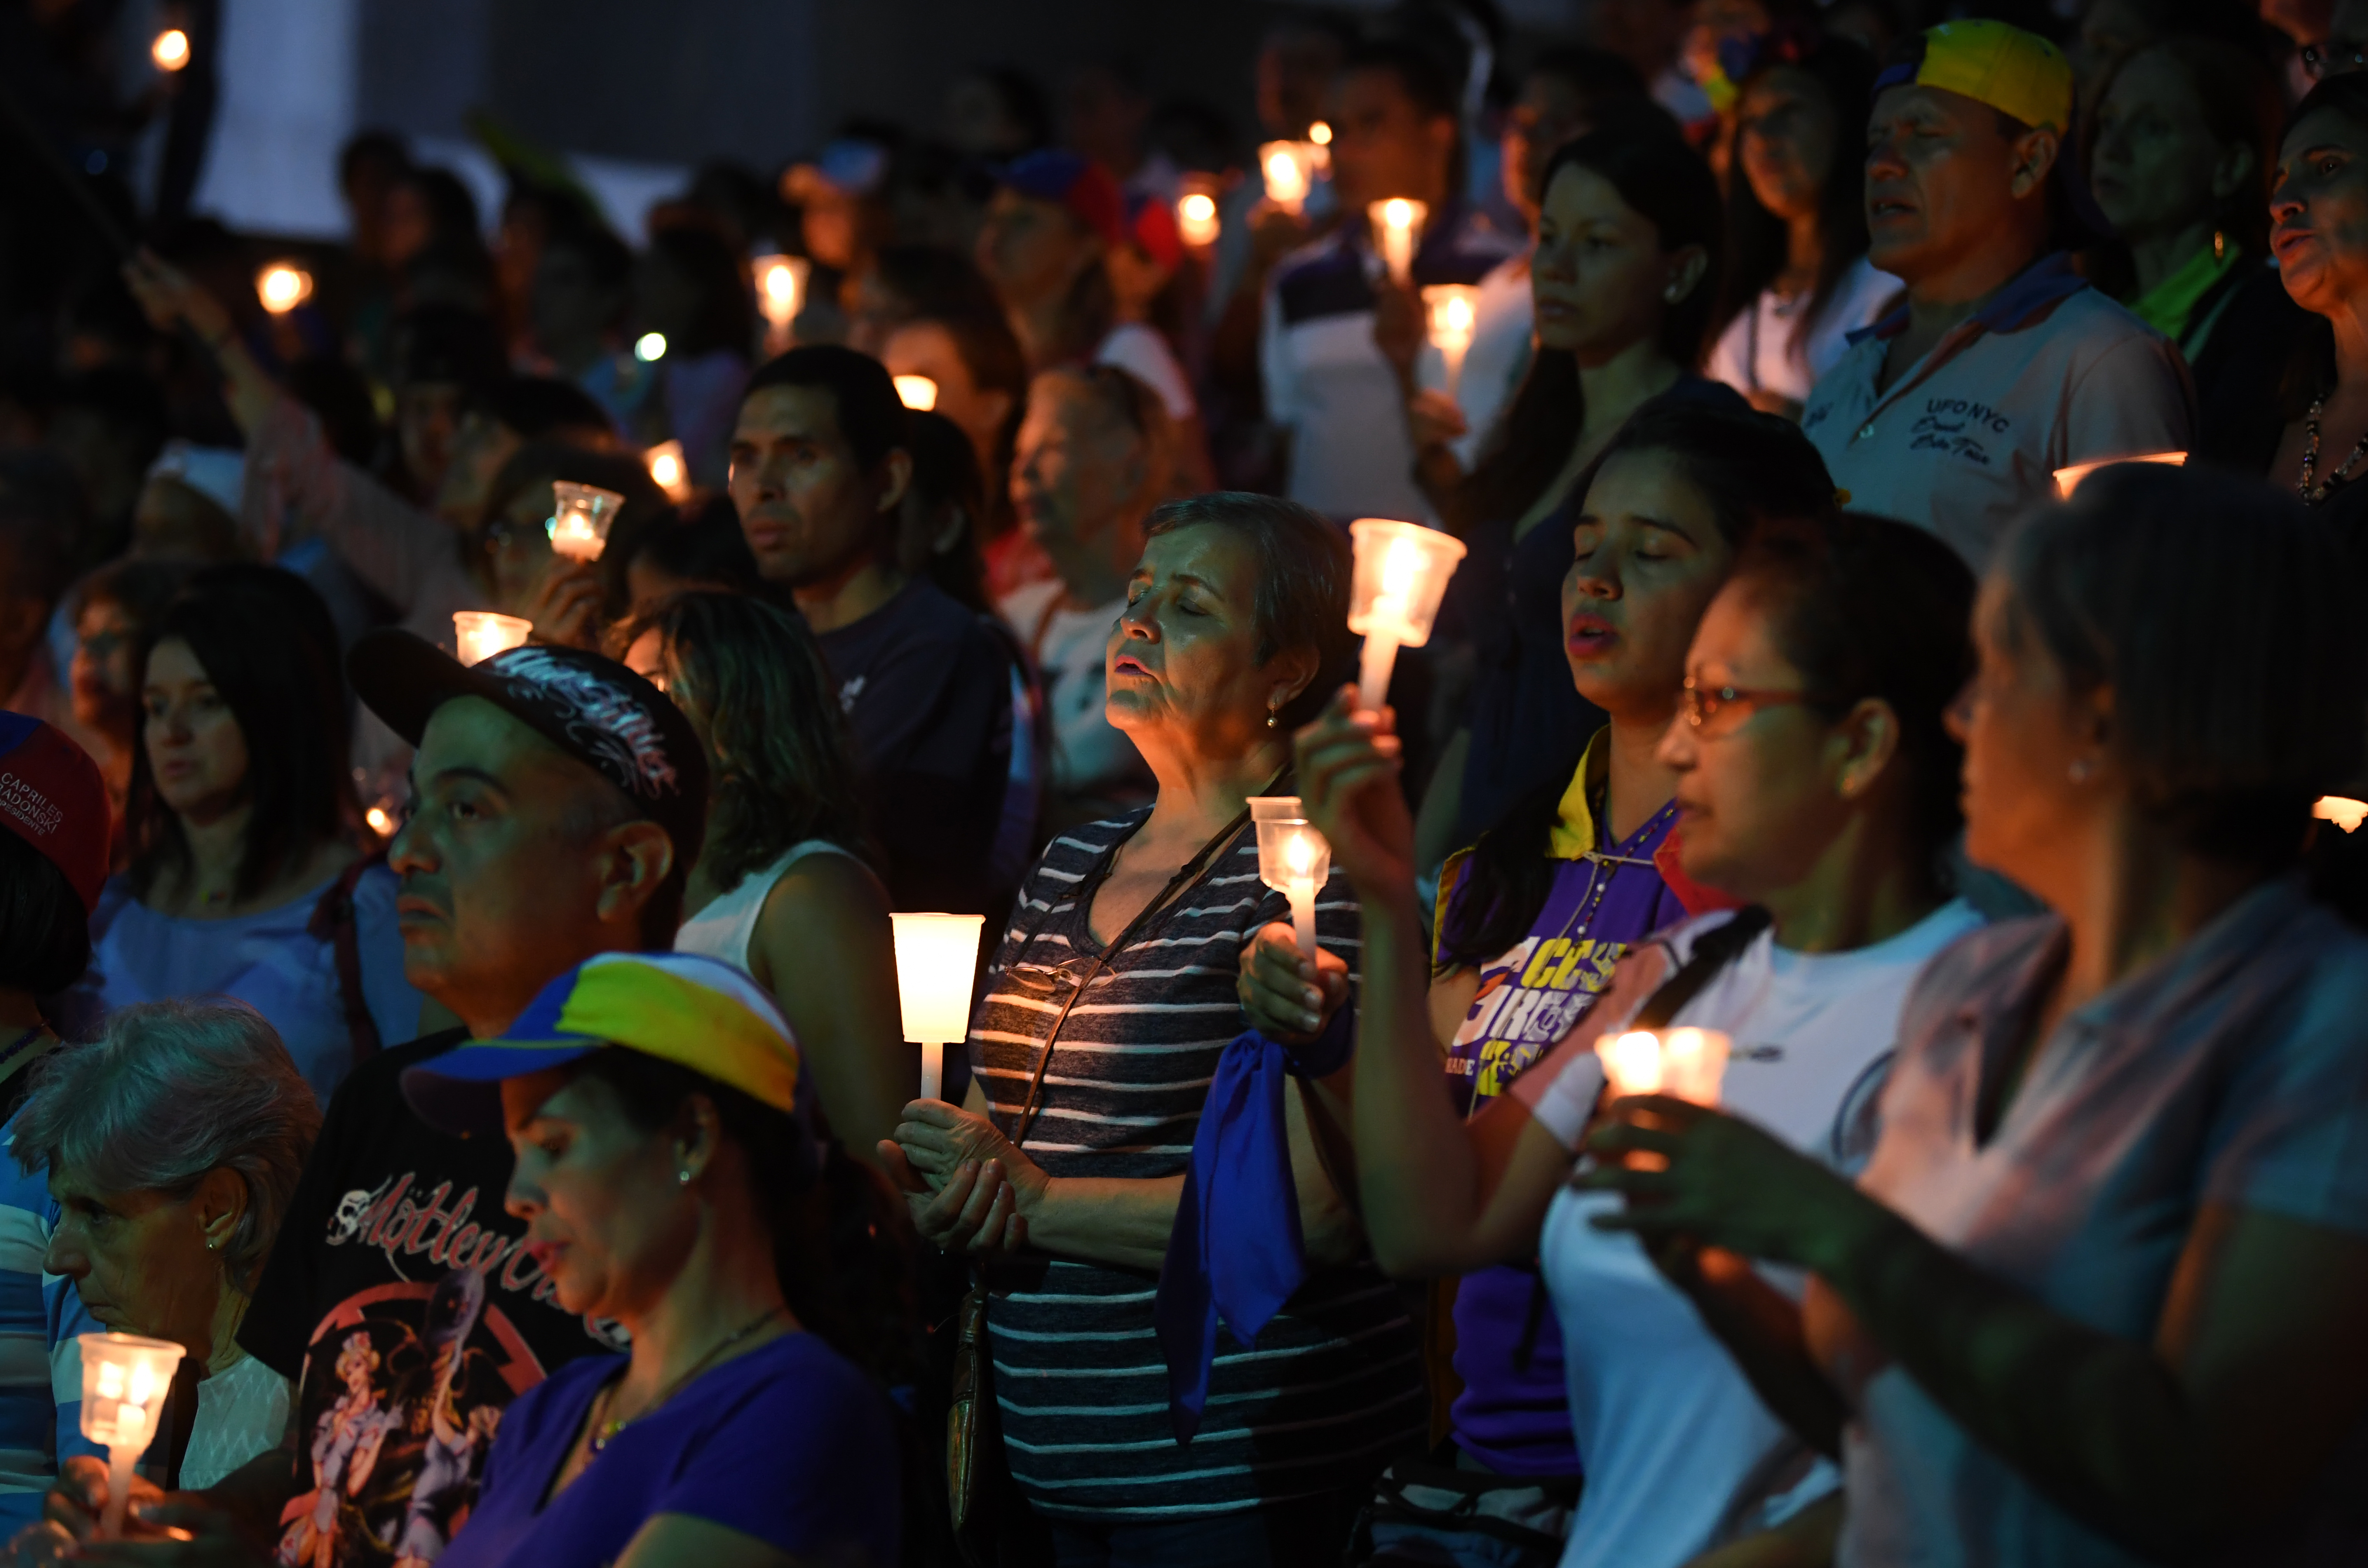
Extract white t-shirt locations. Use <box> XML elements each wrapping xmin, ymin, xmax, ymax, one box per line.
<box><xmin>1708</xmin><ymin>254</ymin><xmax>1901</xmax><ymax>409</ymax></box>
<box><xmin>1094</xmin><ymin>322</ymin><xmax>1197</xmax><ymax>423</ymax></box>
<box><xmin>995</xmin><ymin>579</ymin><xmax>1146</xmax><ymax>796</ymax></box>
<box><xmin>1513</xmin><ymin>899</ymin><xmax>1984</xmax><ymax>1568</ymax></box>
<box><xmin>1415</xmin><ymin>249</ymin><xmax>1536</xmax><ymax>468</ymax></box>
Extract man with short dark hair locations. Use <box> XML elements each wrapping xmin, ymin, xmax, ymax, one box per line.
<box><xmin>1261</xmin><ymin>39</ymin><xmax>1520</xmax><ymax>523</ymax></box>
<box><xmin>731</xmin><ymin>346</ymin><xmax>1023</xmax><ymax>914</ymax></box>
<box><xmin>1800</xmin><ymin>20</ymin><xmax>2192</xmax><ymax>567</ymax></box>
<box><xmin>38</xmin><ymin>634</ymin><xmax>709</xmax><ymax>1563</ymax></box>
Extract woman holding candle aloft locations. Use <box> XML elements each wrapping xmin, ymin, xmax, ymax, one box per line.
<box><xmin>1574</xmin><ymin>465</ymin><xmax>2368</xmax><ymax>1564</ymax></box>
<box><xmin>1278</xmin><ymin>507</ymin><xmax>1986</xmax><ymax>1568</ymax></box>
<box><xmin>884</xmin><ymin>493</ymin><xmax>1423</xmax><ymax>1565</ymax></box>
<box><xmin>611</xmin><ymin>590</ymin><xmax>912</xmax><ymax>1168</ymax></box>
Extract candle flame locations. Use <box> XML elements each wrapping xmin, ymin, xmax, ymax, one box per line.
<box><xmin>1309</xmin><ymin>121</ymin><xmax>1332</xmax><ymax>145</ymax></box>
<box><xmin>365</xmin><ymin>806</ymin><xmax>394</xmax><ymax>836</ymax></box>
<box><xmin>1285</xmin><ymin>831</ymin><xmax>1316</xmax><ymax>875</ymax></box>
<box><xmin>1180</xmin><ymin>193</ymin><xmax>1215</xmax><ymax>223</ymax></box>
<box><xmin>760</xmin><ymin>260</ymin><xmax>798</xmax><ymax>304</ymax></box>
<box><xmin>152</xmin><ymin>28</ymin><xmax>189</xmax><ymax>70</ymax></box>
<box><xmin>2316</xmin><ymin>796</ymin><xmax>2368</xmax><ymax>833</ymax></box>
<box><xmin>650</xmin><ymin>450</ymin><xmax>681</xmax><ymax>488</ymax></box>
<box><xmin>894</xmin><ymin>374</ymin><xmax>938</xmax><ymax>411</ymax></box>
<box><xmin>126</xmin><ymin>1363</ymin><xmax>155</xmax><ymax>1408</ymax></box>
<box><xmin>256</xmin><ymin>263</ymin><xmax>312</xmax><ymax>315</ymax></box>
<box><xmin>1604</xmin><ymin>1031</ymin><xmax>1665</xmax><ymax>1096</ymax></box>
<box><xmin>1384</xmin><ymin>198</ymin><xmax>1415</xmax><ymax>231</ymax></box>
<box><xmin>1381</xmin><ymin>537</ymin><xmax>1423</xmax><ymax>598</ymax></box>
<box><xmin>96</xmin><ymin>1362</ymin><xmax>122</xmax><ymax>1400</ymax></box>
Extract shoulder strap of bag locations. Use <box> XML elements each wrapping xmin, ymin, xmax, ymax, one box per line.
<box><xmin>308</xmin><ymin>854</ymin><xmax>388</xmax><ymax>1062</ymax></box>
<box><xmin>1510</xmin><ymin>904</ymin><xmax>1773</xmax><ymax>1372</ymax></box>
<box><xmin>1005</xmin><ymin>773</ymin><xmax>1283</xmax><ymax>1147</ymax></box>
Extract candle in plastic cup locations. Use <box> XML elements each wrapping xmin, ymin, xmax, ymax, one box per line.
<box><xmin>1260</xmin><ymin>142</ymin><xmax>1316</xmax><ymax>214</ymax></box>
<box><xmin>1424</xmin><ymin>284</ymin><xmax>1479</xmax><ymax>396</ymax></box>
<box><xmin>2316</xmin><ymin>796</ymin><xmax>2368</xmax><ymax>833</ymax></box>
<box><xmin>751</xmin><ymin>254</ymin><xmax>810</xmax><ymax>352</ymax></box>
<box><xmin>1368</xmin><ymin>199</ymin><xmax>1427</xmax><ymax>287</ymax></box>
<box><xmin>1177</xmin><ymin>179</ymin><xmax>1222</xmax><ymax>249</ymax></box>
<box><xmin>452</xmin><ymin>611</ymin><xmax>531</xmax><ymax>666</ymax></box>
<box><xmin>890</xmin><ymin>912</ymin><xmax>986</xmax><ymax>1101</ymax></box>
<box><xmin>546</xmin><ymin>481</ymin><xmax>624</xmax><ymax>562</ymax></box>
<box><xmin>644</xmin><ymin>440</ymin><xmax>691</xmax><ymax>502</ymax></box>
<box><xmin>1248</xmin><ymin>797</ymin><xmax>1330</xmax><ymax>961</ymax></box>
<box><xmin>2053</xmin><ymin>450</ymin><xmax>2185</xmax><ymax>497</ymax></box>
<box><xmin>1596</xmin><ymin>1027</ymin><xmax>1731</xmax><ymax>1106</ymax></box>
<box><xmin>1347</xmin><ymin>518</ymin><xmax>1467</xmax><ymax>712</ymax></box>
<box><xmin>894</xmin><ymin>375</ymin><xmax>938</xmax><ymax>411</ymax></box>
<box><xmin>78</xmin><ymin>1331</ymin><xmax>185</xmax><ymax>1539</ymax></box>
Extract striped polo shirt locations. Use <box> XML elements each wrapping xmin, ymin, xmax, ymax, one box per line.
<box><xmin>971</xmin><ymin>810</ymin><xmax>1424</xmax><ymax>1518</ymax></box>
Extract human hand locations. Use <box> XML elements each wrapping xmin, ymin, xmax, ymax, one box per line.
<box><xmin>1248</xmin><ymin>203</ymin><xmax>1314</xmax><ymax>271</ymax></box>
<box><xmin>1236</xmin><ymin>922</ymin><xmax>1350</xmax><ymax>1042</ymax></box>
<box><xmin>40</xmin><ymin>1456</ymin><xmax>160</xmax><ymax>1545</ymax></box>
<box><xmin>888</xmin><ymin>1100</ymin><xmax>1052</xmax><ymax>1251</ymax></box>
<box><xmin>1370</xmin><ymin>277</ymin><xmax>1424</xmax><ymax>381</ymax></box>
<box><xmin>120</xmin><ymin>251</ymin><xmax>236</xmax><ymax>349</ymax></box>
<box><xmin>877</xmin><ymin>1142</ymin><xmax>1030</xmax><ymax>1256</ymax></box>
<box><xmin>524</xmin><ymin>558</ymin><xmax>604</xmax><ymax>650</ymax></box>
<box><xmin>1292</xmin><ymin>688</ymin><xmax>1414</xmax><ymax>897</ymax></box>
<box><xmin>1406</xmin><ymin>389</ymin><xmax>1468</xmax><ymax>453</ymax></box>
<box><xmin>1575</xmin><ymin>1096</ymin><xmax>1887</xmax><ymax>1276</ymax></box>
<box><xmin>53</xmin><ymin>1496</ymin><xmax>266</xmax><ymax>1565</ymax></box>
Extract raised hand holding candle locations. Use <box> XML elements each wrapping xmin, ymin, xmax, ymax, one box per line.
<box><xmin>1249</xmin><ymin>798</ymin><xmax>1330</xmax><ymax>961</ymax></box>
<box><xmin>1368</xmin><ymin>199</ymin><xmax>1427</xmax><ymax>287</ymax></box>
<box><xmin>1424</xmin><ymin>284</ymin><xmax>1479</xmax><ymax>396</ymax></box>
<box><xmin>78</xmin><ymin>1332</ymin><xmax>185</xmax><ymax>1539</ymax></box>
<box><xmin>644</xmin><ymin>440</ymin><xmax>691</xmax><ymax>502</ymax></box>
<box><xmin>452</xmin><ymin>611</ymin><xmax>531</xmax><ymax>666</ymax></box>
<box><xmin>1347</xmin><ymin>518</ymin><xmax>1466</xmax><ymax>712</ymax></box>
<box><xmin>546</xmin><ymin>481</ymin><xmax>624</xmax><ymax>562</ymax></box>
<box><xmin>890</xmin><ymin>912</ymin><xmax>986</xmax><ymax>1102</ymax></box>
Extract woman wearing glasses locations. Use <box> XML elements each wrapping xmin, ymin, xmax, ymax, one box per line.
<box><xmin>1291</xmin><ymin>507</ymin><xmax>1982</xmax><ymax>1568</ymax></box>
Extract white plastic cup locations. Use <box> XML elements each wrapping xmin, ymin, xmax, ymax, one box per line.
<box><xmin>890</xmin><ymin>912</ymin><xmax>987</xmax><ymax>1101</ymax></box>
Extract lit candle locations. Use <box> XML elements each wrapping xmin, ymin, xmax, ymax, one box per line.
<box><xmin>546</xmin><ymin>480</ymin><xmax>624</xmax><ymax>562</ymax></box>
<box><xmin>2053</xmin><ymin>450</ymin><xmax>2186</xmax><ymax>498</ymax></box>
<box><xmin>1249</xmin><ymin>798</ymin><xmax>1331</xmax><ymax>962</ymax></box>
<box><xmin>152</xmin><ymin>28</ymin><xmax>189</xmax><ymax>70</ymax></box>
<box><xmin>365</xmin><ymin>804</ymin><xmax>395</xmax><ymax>838</ymax></box>
<box><xmin>751</xmin><ymin>254</ymin><xmax>809</xmax><ymax>354</ymax></box>
<box><xmin>893</xmin><ymin>374</ymin><xmax>938</xmax><ymax>411</ymax></box>
<box><xmin>1424</xmin><ymin>284</ymin><xmax>1479</xmax><ymax>397</ymax></box>
<box><xmin>1259</xmin><ymin>142</ymin><xmax>1315</xmax><ymax>215</ymax></box>
<box><xmin>78</xmin><ymin>1332</ymin><xmax>185</xmax><ymax>1539</ymax></box>
<box><xmin>1596</xmin><ymin>1027</ymin><xmax>1731</xmax><ymax>1106</ymax></box>
<box><xmin>452</xmin><ymin>611</ymin><xmax>531</xmax><ymax>666</ymax></box>
<box><xmin>1176</xmin><ymin>181</ymin><xmax>1221</xmax><ymax>250</ymax></box>
<box><xmin>1346</xmin><ymin>518</ymin><xmax>1467</xmax><ymax>712</ymax></box>
<box><xmin>644</xmin><ymin>440</ymin><xmax>691</xmax><ymax>503</ymax></box>
<box><xmin>890</xmin><ymin>912</ymin><xmax>986</xmax><ymax>1101</ymax></box>
<box><xmin>1368</xmin><ymin>199</ymin><xmax>1427</xmax><ymax>288</ymax></box>
<box><xmin>255</xmin><ymin>262</ymin><xmax>313</xmax><ymax>315</ymax></box>
<box><xmin>2316</xmin><ymin>796</ymin><xmax>2368</xmax><ymax>833</ymax></box>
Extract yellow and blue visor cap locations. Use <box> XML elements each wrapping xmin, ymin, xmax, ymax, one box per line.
<box><xmin>402</xmin><ymin>952</ymin><xmax>805</xmax><ymax>1138</ymax></box>
<box><xmin>1876</xmin><ymin>19</ymin><xmax>2073</xmax><ymax>135</ymax></box>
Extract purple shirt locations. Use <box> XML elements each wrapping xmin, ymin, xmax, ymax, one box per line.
<box><xmin>1434</xmin><ymin>740</ymin><xmax>1691</xmax><ymax>1475</ymax></box>
<box><xmin>437</xmin><ymin>1331</ymin><xmax>898</xmax><ymax>1568</ymax></box>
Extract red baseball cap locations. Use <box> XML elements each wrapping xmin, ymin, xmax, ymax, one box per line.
<box><xmin>0</xmin><ymin>712</ymin><xmax>110</xmax><ymax>913</ymax></box>
<box><xmin>995</xmin><ymin>150</ymin><xmax>1126</xmax><ymax>247</ymax></box>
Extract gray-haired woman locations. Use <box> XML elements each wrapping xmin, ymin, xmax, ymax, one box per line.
<box><xmin>16</xmin><ymin>998</ymin><xmax>320</xmax><ymax>1539</ymax></box>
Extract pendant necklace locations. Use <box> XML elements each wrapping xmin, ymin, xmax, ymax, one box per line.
<box><xmin>2298</xmin><ymin>394</ymin><xmax>2368</xmax><ymax>503</ymax></box>
<box><xmin>586</xmin><ymin>1304</ymin><xmax>783</xmax><ymax>1455</ymax></box>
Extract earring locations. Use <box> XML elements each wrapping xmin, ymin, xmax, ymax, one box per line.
<box><xmin>205</xmin><ymin>1235</ymin><xmax>220</xmax><ymax>1252</ymax></box>
<box><xmin>2212</xmin><ymin>228</ymin><xmax>2226</xmax><ymax>263</ymax></box>
<box><xmin>2069</xmin><ymin>757</ymin><xmax>2095</xmax><ymax>783</ymax></box>
<box><xmin>1266</xmin><ymin>700</ymin><xmax>1281</xmax><ymax>730</ymax></box>
<box><xmin>677</xmin><ymin>1169</ymin><xmax>693</xmax><ymax>1186</ymax></box>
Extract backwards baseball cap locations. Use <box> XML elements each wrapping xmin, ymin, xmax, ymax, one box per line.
<box><xmin>0</xmin><ymin>712</ymin><xmax>109</xmax><ymax>913</ymax></box>
<box><xmin>347</xmin><ymin>629</ymin><xmax>708</xmax><ymax>863</ymax></box>
<box><xmin>401</xmin><ymin>952</ymin><xmax>815</xmax><ymax>1149</ymax></box>
<box><xmin>1123</xmin><ymin>191</ymin><xmax>1184</xmax><ymax>271</ymax></box>
<box><xmin>995</xmin><ymin>149</ymin><xmax>1126</xmax><ymax>247</ymax></box>
<box><xmin>1875</xmin><ymin>19</ymin><xmax>2073</xmax><ymax>135</ymax></box>
<box><xmin>147</xmin><ymin>440</ymin><xmax>245</xmax><ymax>519</ymax></box>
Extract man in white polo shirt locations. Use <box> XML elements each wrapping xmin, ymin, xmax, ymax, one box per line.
<box><xmin>1800</xmin><ymin>20</ymin><xmax>2192</xmax><ymax>567</ymax></box>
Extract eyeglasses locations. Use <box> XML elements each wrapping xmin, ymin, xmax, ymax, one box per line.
<box><xmin>2304</xmin><ymin>38</ymin><xmax>2368</xmax><ymax>79</ymax></box>
<box><xmin>1680</xmin><ymin>678</ymin><xmax>1836</xmax><ymax>735</ymax></box>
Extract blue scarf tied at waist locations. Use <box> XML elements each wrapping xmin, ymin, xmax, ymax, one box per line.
<box><xmin>1153</xmin><ymin>1007</ymin><xmax>1355</xmax><ymax>1443</ymax></box>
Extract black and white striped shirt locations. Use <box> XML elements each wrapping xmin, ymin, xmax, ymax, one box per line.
<box><xmin>971</xmin><ymin>809</ymin><xmax>1424</xmax><ymax>1518</ymax></box>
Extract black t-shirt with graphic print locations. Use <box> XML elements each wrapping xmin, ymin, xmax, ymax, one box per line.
<box><xmin>240</xmin><ymin>1030</ymin><xmax>611</xmax><ymax>1567</ymax></box>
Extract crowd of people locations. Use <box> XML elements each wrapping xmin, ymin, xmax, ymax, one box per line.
<box><xmin>2</xmin><ymin>0</ymin><xmax>2368</xmax><ymax>1563</ymax></box>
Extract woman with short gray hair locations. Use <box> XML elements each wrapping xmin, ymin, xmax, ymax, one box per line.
<box><xmin>14</xmin><ymin>999</ymin><xmax>320</xmax><ymax>1509</ymax></box>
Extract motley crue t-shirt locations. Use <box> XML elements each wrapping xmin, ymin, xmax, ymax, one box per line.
<box><xmin>238</xmin><ymin>1030</ymin><xmax>614</xmax><ymax>1566</ymax></box>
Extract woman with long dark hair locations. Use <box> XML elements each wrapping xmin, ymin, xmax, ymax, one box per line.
<box><xmin>619</xmin><ymin>591</ymin><xmax>910</xmax><ymax>1167</ymax></box>
<box><xmin>83</xmin><ymin>565</ymin><xmax>420</xmax><ymax>1102</ymax></box>
<box><xmin>1423</xmin><ymin>121</ymin><xmax>1740</xmax><ymax>871</ymax></box>
<box><xmin>1706</xmin><ymin>31</ymin><xmax>1895</xmax><ymax>420</ymax></box>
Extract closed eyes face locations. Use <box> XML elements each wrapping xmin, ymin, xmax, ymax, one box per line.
<box><xmin>1863</xmin><ymin>84</ymin><xmax>2041</xmax><ymax>281</ymax></box>
<box><xmin>1106</xmin><ymin>524</ymin><xmax>1311</xmax><ymax>753</ymax></box>
<box><xmin>1559</xmin><ymin>449</ymin><xmax>1739</xmax><ymax>721</ymax></box>
<box><xmin>502</xmin><ymin>1068</ymin><xmax>690</xmax><ymax>1321</ymax></box>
